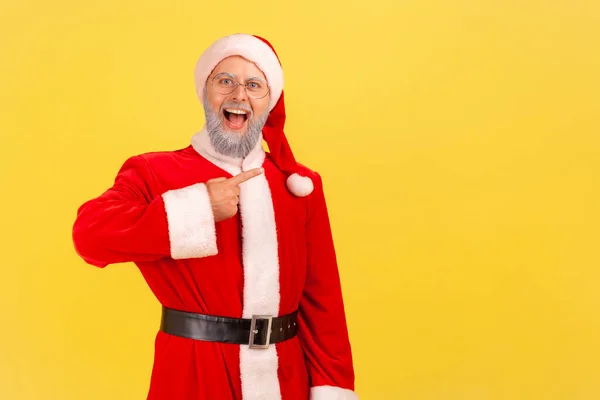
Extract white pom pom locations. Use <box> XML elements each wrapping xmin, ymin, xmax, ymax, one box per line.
<box><xmin>286</xmin><ymin>173</ymin><xmax>314</xmax><ymax>197</ymax></box>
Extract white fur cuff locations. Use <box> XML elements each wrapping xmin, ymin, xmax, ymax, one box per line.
<box><xmin>162</xmin><ymin>183</ymin><xmax>218</xmax><ymax>259</ymax></box>
<box><xmin>310</xmin><ymin>386</ymin><xmax>359</xmax><ymax>400</ymax></box>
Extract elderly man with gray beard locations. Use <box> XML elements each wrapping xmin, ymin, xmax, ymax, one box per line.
<box><xmin>203</xmin><ymin>85</ymin><xmax>268</xmax><ymax>160</ymax></box>
<box><xmin>72</xmin><ymin>33</ymin><xmax>357</xmax><ymax>400</ymax></box>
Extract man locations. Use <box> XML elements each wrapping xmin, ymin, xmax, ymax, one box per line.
<box><xmin>72</xmin><ymin>33</ymin><xmax>357</xmax><ymax>400</ymax></box>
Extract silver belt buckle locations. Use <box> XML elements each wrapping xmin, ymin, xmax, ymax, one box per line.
<box><xmin>249</xmin><ymin>315</ymin><xmax>273</xmax><ymax>349</ymax></box>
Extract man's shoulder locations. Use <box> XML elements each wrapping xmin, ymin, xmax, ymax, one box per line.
<box><xmin>292</xmin><ymin>161</ymin><xmax>329</xmax><ymax>198</ymax></box>
<box><xmin>122</xmin><ymin>145</ymin><xmax>200</xmax><ymax>169</ymax></box>
<box><xmin>117</xmin><ymin>145</ymin><xmax>213</xmax><ymax>189</ymax></box>
<box><xmin>133</xmin><ymin>145</ymin><xmax>195</xmax><ymax>163</ymax></box>
<box><xmin>294</xmin><ymin>162</ymin><xmax>324</xmax><ymax>184</ymax></box>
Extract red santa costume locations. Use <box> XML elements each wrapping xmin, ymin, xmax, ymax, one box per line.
<box><xmin>72</xmin><ymin>33</ymin><xmax>357</xmax><ymax>400</ymax></box>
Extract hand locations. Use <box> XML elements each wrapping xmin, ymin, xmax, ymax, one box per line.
<box><xmin>206</xmin><ymin>168</ymin><xmax>264</xmax><ymax>223</ymax></box>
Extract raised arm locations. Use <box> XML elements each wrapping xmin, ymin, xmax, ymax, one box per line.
<box><xmin>297</xmin><ymin>172</ymin><xmax>358</xmax><ymax>400</ymax></box>
<box><xmin>72</xmin><ymin>155</ymin><xmax>218</xmax><ymax>267</ymax></box>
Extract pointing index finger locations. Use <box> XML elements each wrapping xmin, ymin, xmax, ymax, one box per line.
<box><xmin>227</xmin><ymin>167</ymin><xmax>264</xmax><ymax>186</ymax></box>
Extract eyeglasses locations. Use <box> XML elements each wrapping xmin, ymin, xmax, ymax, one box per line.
<box><xmin>210</xmin><ymin>72</ymin><xmax>270</xmax><ymax>99</ymax></box>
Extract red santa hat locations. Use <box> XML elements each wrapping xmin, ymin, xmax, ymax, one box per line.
<box><xmin>194</xmin><ymin>33</ymin><xmax>314</xmax><ymax>197</ymax></box>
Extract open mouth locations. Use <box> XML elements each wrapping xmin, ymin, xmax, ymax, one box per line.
<box><xmin>223</xmin><ymin>108</ymin><xmax>249</xmax><ymax>131</ymax></box>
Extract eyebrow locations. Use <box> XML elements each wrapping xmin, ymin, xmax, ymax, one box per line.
<box><xmin>247</xmin><ymin>76</ymin><xmax>266</xmax><ymax>82</ymax></box>
<box><xmin>212</xmin><ymin>72</ymin><xmax>266</xmax><ymax>82</ymax></box>
<box><xmin>213</xmin><ymin>72</ymin><xmax>236</xmax><ymax>79</ymax></box>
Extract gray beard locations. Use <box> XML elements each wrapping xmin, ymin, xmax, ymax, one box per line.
<box><xmin>203</xmin><ymin>91</ymin><xmax>267</xmax><ymax>159</ymax></box>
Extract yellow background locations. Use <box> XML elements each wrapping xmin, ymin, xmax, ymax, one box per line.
<box><xmin>1</xmin><ymin>0</ymin><xmax>599</xmax><ymax>399</ymax></box>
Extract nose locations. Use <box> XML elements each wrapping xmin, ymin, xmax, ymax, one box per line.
<box><xmin>231</xmin><ymin>83</ymin><xmax>248</xmax><ymax>102</ymax></box>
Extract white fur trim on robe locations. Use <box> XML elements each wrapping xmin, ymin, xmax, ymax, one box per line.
<box><xmin>191</xmin><ymin>128</ymin><xmax>283</xmax><ymax>400</ymax></box>
<box><xmin>161</xmin><ymin>183</ymin><xmax>218</xmax><ymax>259</ymax></box>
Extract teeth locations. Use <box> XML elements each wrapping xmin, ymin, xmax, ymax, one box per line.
<box><xmin>225</xmin><ymin>109</ymin><xmax>248</xmax><ymax>115</ymax></box>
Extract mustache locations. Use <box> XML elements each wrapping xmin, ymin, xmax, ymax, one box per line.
<box><xmin>220</xmin><ymin>102</ymin><xmax>253</xmax><ymax>116</ymax></box>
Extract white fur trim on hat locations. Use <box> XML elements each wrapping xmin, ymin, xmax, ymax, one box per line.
<box><xmin>194</xmin><ymin>34</ymin><xmax>284</xmax><ymax>110</ymax></box>
<box><xmin>286</xmin><ymin>173</ymin><xmax>314</xmax><ymax>197</ymax></box>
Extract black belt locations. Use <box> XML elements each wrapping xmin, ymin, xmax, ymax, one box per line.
<box><xmin>160</xmin><ymin>306</ymin><xmax>298</xmax><ymax>349</ymax></box>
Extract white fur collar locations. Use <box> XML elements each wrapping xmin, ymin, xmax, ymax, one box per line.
<box><xmin>191</xmin><ymin>127</ymin><xmax>266</xmax><ymax>175</ymax></box>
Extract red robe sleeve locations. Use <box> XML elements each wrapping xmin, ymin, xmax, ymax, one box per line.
<box><xmin>298</xmin><ymin>173</ymin><xmax>358</xmax><ymax>400</ymax></box>
<box><xmin>72</xmin><ymin>155</ymin><xmax>218</xmax><ymax>268</ymax></box>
